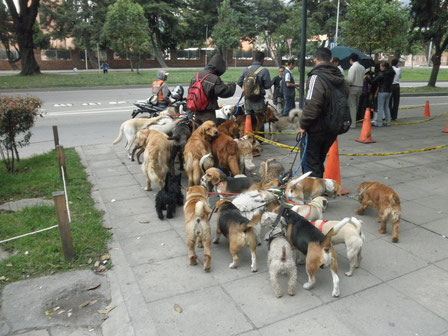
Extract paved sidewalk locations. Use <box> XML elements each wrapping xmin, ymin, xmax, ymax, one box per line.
<box><xmin>77</xmin><ymin>105</ymin><xmax>448</xmax><ymax>336</ymax></box>
<box><xmin>1</xmin><ymin>105</ymin><xmax>448</xmax><ymax>335</ymax></box>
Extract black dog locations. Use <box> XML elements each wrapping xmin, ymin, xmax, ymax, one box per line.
<box><xmin>155</xmin><ymin>173</ymin><xmax>184</xmax><ymax>220</ymax></box>
<box><xmin>168</xmin><ymin>118</ymin><xmax>194</xmax><ymax>173</ymax></box>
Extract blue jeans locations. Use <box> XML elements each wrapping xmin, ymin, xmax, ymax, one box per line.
<box><xmin>283</xmin><ymin>96</ymin><xmax>295</xmax><ymax>116</ymax></box>
<box><xmin>374</xmin><ymin>92</ymin><xmax>391</xmax><ymax>126</ymax></box>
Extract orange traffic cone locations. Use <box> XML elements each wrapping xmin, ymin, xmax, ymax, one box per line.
<box><xmin>356</xmin><ymin>108</ymin><xmax>376</xmax><ymax>144</ymax></box>
<box><xmin>324</xmin><ymin>139</ymin><xmax>349</xmax><ymax>195</ymax></box>
<box><xmin>443</xmin><ymin>120</ymin><xmax>448</xmax><ymax>133</ymax></box>
<box><xmin>244</xmin><ymin>114</ymin><xmax>253</xmax><ymax>136</ymax></box>
<box><xmin>424</xmin><ymin>101</ymin><xmax>431</xmax><ymax>117</ymax></box>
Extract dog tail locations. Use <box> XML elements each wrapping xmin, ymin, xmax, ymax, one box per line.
<box><xmin>200</xmin><ymin>153</ymin><xmax>214</xmax><ymax>173</ymax></box>
<box><xmin>246</xmin><ymin>213</ymin><xmax>261</xmax><ymax>228</ymax></box>
<box><xmin>288</xmin><ymin>171</ymin><xmax>312</xmax><ymax>188</ymax></box>
<box><xmin>112</xmin><ymin>121</ymin><xmax>125</xmax><ymax>145</ymax></box>
<box><xmin>321</xmin><ymin>217</ymin><xmax>350</xmax><ymax>246</ymax></box>
<box><xmin>281</xmin><ymin>247</ymin><xmax>286</xmax><ymax>262</ymax></box>
<box><xmin>333</xmin><ymin>217</ymin><xmax>350</xmax><ymax>234</ymax></box>
<box><xmin>351</xmin><ymin>217</ymin><xmax>366</xmax><ymax>241</ymax></box>
<box><xmin>195</xmin><ymin>201</ymin><xmax>211</xmax><ymax>221</ymax></box>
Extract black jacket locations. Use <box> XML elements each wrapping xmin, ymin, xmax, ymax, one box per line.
<box><xmin>372</xmin><ymin>69</ymin><xmax>395</xmax><ymax>93</ymax></box>
<box><xmin>237</xmin><ymin>61</ymin><xmax>272</xmax><ymax>99</ymax></box>
<box><xmin>300</xmin><ymin>62</ymin><xmax>349</xmax><ymax>134</ymax></box>
<box><xmin>189</xmin><ymin>54</ymin><xmax>236</xmax><ymax>112</ymax></box>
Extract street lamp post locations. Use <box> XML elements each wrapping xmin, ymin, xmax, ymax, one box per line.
<box><xmin>334</xmin><ymin>0</ymin><xmax>340</xmax><ymax>46</ymax></box>
<box><xmin>299</xmin><ymin>0</ymin><xmax>307</xmax><ymax>109</ymax></box>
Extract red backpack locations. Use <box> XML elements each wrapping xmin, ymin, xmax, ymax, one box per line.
<box><xmin>186</xmin><ymin>73</ymin><xmax>212</xmax><ymax>112</ymax></box>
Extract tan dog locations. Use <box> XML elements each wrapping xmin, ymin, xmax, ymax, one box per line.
<box><xmin>214</xmin><ymin>199</ymin><xmax>260</xmax><ymax>272</ymax></box>
<box><xmin>131</xmin><ymin>129</ymin><xmax>151</xmax><ymax>164</ymax></box>
<box><xmin>290</xmin><ymin>196</ymin><xmax>328</xmax><ymax>222</ymax></box>
<box><xmin>355</xmin><ymin>181</ymin><xmax>401</xmax><ymax>243</ymax></box>
<box><xmin>285</xmin><ymin>176</ymin><xmax>341</xmax><ymax>204</ymax></box>
<box><xmin>184</xmin><ymin>121</ymin><xmax>219</xmax><ymax>186</ymax></box>
<box><xmin>141</xmin><ymin>130</ymin><xmax>171</xmax><ymax>191</ymax></box>
<box><xmin>250</xmin><ymin>158</ymin><xmax>286</xmax><ymax>190</ymax></box>
<box><xmin>234</xmin><ymin>137</ymin><xmax>256</xmax><ymax>174</ymax></box>
<box><xmin>218</xmin><ymin>120</ymin><xmax>240</xmax><ymax>139</ymax></box>
<box><xmin>211</xmin><ymin>132</ymin><xmax>241</xmax><ymax>176</ymax></box>
<box><xmin>311</xmin><ymin>217</ymin><xmax>365</xmax><ymax>276</ymax></box>
<box><xmin>184</xmin><ymin>186</ymin><xmax>212</xmax><ymax>271</ymax></box>
<box><xmin>201</xmin><ymin>167</ymin><xmax>252</xmax><ymax>197</ymax></box>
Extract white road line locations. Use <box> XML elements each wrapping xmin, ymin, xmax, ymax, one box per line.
<box><xmin>46</xmin><ymin>109</ymin><xmax>131</xmax><ymax>116</ymax></box>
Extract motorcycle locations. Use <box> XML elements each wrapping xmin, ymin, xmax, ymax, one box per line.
<box><xmin>131</xmin><ymin>85</ymin><xmax>187</xmax><ymax>118</ymax></box>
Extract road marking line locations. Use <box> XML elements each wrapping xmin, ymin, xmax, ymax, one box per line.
<box><xmin>47</xmin><ymin>109</ymin><xmax>130</xmax><ymax>116</ymax></box>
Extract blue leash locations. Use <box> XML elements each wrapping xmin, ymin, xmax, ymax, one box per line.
<box><xmin>292</xmin><ymin>134</ymin><xmax>308</xmax><ymax>177</ymax></box>
<box><xmin>234</xmin><ymin>93</ymin><xmax>244</xmax><ymax>116</ymax></box>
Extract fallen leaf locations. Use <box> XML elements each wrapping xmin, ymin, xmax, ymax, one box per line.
<box><xmin>79</xmin><ymin>301</ymin><xmax>90</xmax><ymax>308</ymax></box>
<box><xmin>53</xmin><ymin>306</ymin><xmax>60</xmax><ymax>312</ymax></box>
<box><xmin>6</xmin><ymin>264</ymin><xmax>12</xmax><ymax>267</ymax></box>
<box><xmin>174</xmin><ymin>304</ymin><xmax>183</xmax><ymax>313</ymax></box>
<box><xmin>58</xmin><ymin>310</ymin><xmax>65</xmax><ymax>315</ymax></box>
<box><xmin>94</xmin><ymin>261</ymin><xmax>100</xmax><ymax>268</ymax></box>
<box><xmin>100</xmin><ymin>254</ymin><xmax>110</xmax><ymax>261</ymax></box>
<box><xmin>87</xmin><ymin>258</ymin><xmax>93</xmax><ymax>264</ymax></box>
<box><xmin>139</xmin><ymin>220</ymin><xmax>150</xmax><ymax>224</ymax></box>
<box><xmin>97</xmin><ymin>265</ymin><xmax>106</xmax><ymax>272</ymax></box>
<box><xmin>0</xmin><ymin>276</ymin><xmax>5</xmax><ymax>281</ymax></box>
<box><xmin>87</xmin><ymin>283</ymin><xmax>101</xmax><ymax>291</ymax></box>
<box><xmin>97</xmin><ymin>305</ymin><xmax>116</xmax><ymax>315</ymax></box>
<box><xmin>45</xmin><ymin>310</ymin><xmax>53</xmax><ymax>316</ymax></box>
<box><xmin>90</xmin><ymin>300</ymin><xmax>98</xmax><ymax>305</ymax></box>
<box><xmin>104</xmin><ymin>226</ymin><xmax>113</xmax><ymax>230</ymax></box>
<box><xmin>67</xmin><ymin>312</ymin><xmax>72</xmax><ymax>317</ymax></box>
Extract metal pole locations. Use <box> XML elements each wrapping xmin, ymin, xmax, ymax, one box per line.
<box><xmin>299</xmin><ymin>0</ymin><xmax>307</xmax><ymax>109</ymax></box>
<box><xmin>205</xmin><ymin>24</ymin><xmax>208</xmax><ymax>67</ymax></box>
<box><xmin>335</xmin><ymin>0</ymin><xmax>340</xmax><ymax>45</ymax></box>
<box><xmin>427</xmin><ymin>40</ymin><xmax>432</xmax><ymax>66</ymax></box>
<box><xmin>97</xmin><ymin>43</ymin><xmax>101</xmax><ymax>73</ymax></box>
<box><xmin>85</xmin><ymin>49</ymin><xmax>88</xmax><ymax>70</ymax></box>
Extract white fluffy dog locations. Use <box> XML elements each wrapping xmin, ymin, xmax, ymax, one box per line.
<box><xmin>311</xmin><ymin>217</ymin><xmax>365</xmax><ymax>276</ymax></box>
<box><xmin>215</xmin><ymin>105</ymin><xmax>234</xmax><ymax>123</ymax></box>
<box><xmin>262</xmin><ymin>212</ymin><xmax>297</xmax><ymax>297</ymax></box>
<box><xmin>290</xmin><ymin>196</ymin><xmax>328</xmax><ymax>222</ymax></box>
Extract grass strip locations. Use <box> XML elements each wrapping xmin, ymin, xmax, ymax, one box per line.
<box><xmin>0</xmin><ymin>148</ymin><xmax>110</xmax><ymax>287</ymax></box>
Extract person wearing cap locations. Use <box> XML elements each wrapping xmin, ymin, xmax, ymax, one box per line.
<box><xmin>152</xmin><ymin>70</ymin><xmax>171</xmax><ymax>107</ymax></box>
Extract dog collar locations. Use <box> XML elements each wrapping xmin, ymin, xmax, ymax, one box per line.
<box><xmin>217</xmin><ymin>167</ymin><xmax>231</xmax><ymax>177</ymax></box>
<box><xmin>311</xmin><ymin>220</ymin><xmax>328</xmax><ymax>232</ymax></box>
<box><xmin>302</xmin><ymin>205</ymin><xmax>312</xmax><ymax>219</ymax></box>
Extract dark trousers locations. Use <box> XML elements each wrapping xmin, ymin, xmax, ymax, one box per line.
<box><xmin>389</xmin><ymin>84</ymin><xmax>400</xmax><ymax>120</ymax></box>
<box><xmin>302</xmin><ymin>133</ymin><xmax>337</xmax><ymax>178</ymax></box>
<box><xmin>283</xmin><ymin>96</ymin><xmax>296</xmax><ymax>116</ymax></box>
<box><xmin>357</xmin><ymin>93</ymin><xmax>368</xmax><ymax>121</ymax></box>
<box><xmin>194</xmin><ymin>110</ymin><xmax>216</xmax><ymax>124</ymax></box>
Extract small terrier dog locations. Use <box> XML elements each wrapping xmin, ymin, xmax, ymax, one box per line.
<box><xmin>155</xmin><ymin>173</ymin><xmax>184</xmax><ymax>220</ymax></box>
<box><xmin>262</xmin><ymin>212</ymin><xmax>297</xmax><ymax>298</ymax></box>
<box><xmin>285</xmin><ymin>176</ymin><xmax>341</xmax><ymax>204</ymax></box>
<box><xmin>184</xmin><ymin>186</ymin><xmax>212</xmax><ymax>271</ymax></box>
<box><xmin>290</xmin><ymin>196</ymin><xmax>328</xmax><ymax>222</ymax></box>
<box><xmin>355</xmin><ymin>181</ymin><xmax>401</xmax><ymax>243</ymax></box>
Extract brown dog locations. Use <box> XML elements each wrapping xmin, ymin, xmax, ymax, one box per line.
<box><xmin>141</xmin><ymin>130</ymin><xmax>171</xmax><ymax>191</ymax></box>
<box><xmin>218</xmin><ymin>120</ymin><xmax>240</xmax><ymax>139</ymax></box>
<box><xmin>184</xmin><ymin>121</ymin><xmax>219</xmax><ymax>186</ymax></box>
<box><xmin>235</xmin><ymin>105</ymin><xmax>277</xmax><ymax>137</ymax></box>
<box><xmin>131</xmin><ymin>129</ymin><xmax>151</xmax><ymax>164</ymax></box>
<box><xmin>184</xmin><ymin>186</ymin><xmax>212</xmax><ymax>271</ymax></box>
<box><xmin>201</xmin><ymin>167</ymin><xmax>252</xmax><ymax>197</ymax></box>
<box><xmin>355</xmin><ymin>181</ymin><xmax>401</xmax><ymax>243</ymax></box>
<box><xmin>214</xmin><ymin>199</ymin><xmax>260</xmax><ymax>272</ymax></box>
<box><xmin>211</xmin><ymin>131</ymin><xmax>241</xmax><ymax>176</ymax></box>
<box><xmin>285</xmin><ymin>176</ymin><xmax>342</xmax><ymax>204</ymax></box>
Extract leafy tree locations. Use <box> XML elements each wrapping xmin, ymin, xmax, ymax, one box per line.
<box><xmin>341</xmin><ymin>0</ymin><xmax>410</xmax><ymax>56</ymax></box>
<box><xmin>410</xmin><ymin>0</ymin><xmax>448</xmax><ymax>87</ymax></box>
<box><xmin>103</xmin><ymin>0</ymin><xmax>150</xmax><ymax>73</ymax></box>
<box><xmin>4</xmin><ymin>0</ymin><xmax>41</xmax><ymax>75</ymax></box>
<box><xmin>0</xmin><ymin>1</ymin><xmax>20</xmax><ymax>70</ymax></box>
<box><xmin>40</xmin><ymin>0</ymin><xmax>113</xmax><ymax>69</ymax></box>
<box><xmin>307</xmin><ymin>0</ymin><xmax>348</xmax><ymax>43</ymax></box>
<box><xmin>211</xmin><ymin>0</ymin><xmax>241</xmax><ymax>60</ymax></box>
<box><xmin>0</xmin><ymin>96</ymin><xmax>42</xmax><ymax>173</ymax></box>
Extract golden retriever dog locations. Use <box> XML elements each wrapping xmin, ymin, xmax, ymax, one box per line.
<box><xmin>141</xmin><ymin>130</ymin><xmax>171</xmax><ymax>191</ymax></box>
<box><xmin>131</xmin><ymin>129</ymin><xmax>151</xmax><ymax>164</ymax></box>
<box><xmin>184</xmin><ymin>121</ymin><xmax>219</xmax><ymax>186</ymax></box>
<box><xmin>355</xmin><ymin>181</ymin><xmax>401</xmax><ymax>243</ymax></box>
<box><xmin>211</xmin><ymin>131</ymin><xmax>241</xmax><ymax>177</ymax></box>
<box><xmin>218</xmin><ymin>120</ymin><xmax>240</xmax><ymax>139</ymax></box>
<box><xmin>184</xmin><ymin>186</ymin><xmax>212</xmax><ymax>271</ymax></box>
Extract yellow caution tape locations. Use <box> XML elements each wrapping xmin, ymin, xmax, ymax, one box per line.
<box><xmin>399</xmin><ymin>105</ymin><xmax>425</xmax><ymax>110</ymax></box>
<box><xmin>353</xmin><ymin>112</ymin><xmax>448</xmax><ymax>125</ymax></box>
<box><xmin>253</xmin><ymin>131</ymin><xmax>298</xmax><ymax>135</ymax></box>
<box><xmin>247</xmin><ymin>132</ymin><xmax>448</xmax><ymax>156</ymax></box>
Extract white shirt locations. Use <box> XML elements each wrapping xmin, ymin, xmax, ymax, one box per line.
<box><xmin>347</xmin><ymin>61</ymin><xmax>365</xmax><ymax>87</ymax></box>
<box><xmin>338</xmin><ymin>65</ymin><xmax>344</xmax><ymax>76</ymax></box>
<box><xmin>392</xmin><ymin>66</ymin><xmax>402</xmax><ymax>85</ymax></box>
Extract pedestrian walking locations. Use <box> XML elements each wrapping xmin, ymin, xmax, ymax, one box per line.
<box><xmin>300</xmin><ymin>47</ymin><xmax>349</xmax><ymax>178</ymax></box>
<box><xmin>372</xmin><ymin>62</ymin><xmax>395</xmax><ymax>127</ymax></box>
<box><xmin>389</xmin><ymin>59</ymin><xmax>402</xmax><ymax>120</ymax></box>
<box><xmin>188</xmin><ymin>54</ymin><xmax>236</xmax><ymax>124</ymax></box>
<box><xmin>271</xmin><ymin>66</ymin><xmax>285</xmax><ymax>115</ymax></box>
<box><xmin>101</xmin><ymin>62</ymin><xmax>109</xmax><ymax>74</ymax></box>
<box><xmin>347</xmin><ymin>53</ymin><xmax>365</xmax><ymax>128</ymax></box>
<box><xmin>281</xmin><ymin>59</ymin><xmax>299</xmax><ymax>116</ymax></box>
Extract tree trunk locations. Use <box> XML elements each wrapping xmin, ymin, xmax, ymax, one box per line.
<box><xmin>428</xmin><ymin>52</ymin><xmax>441</xmax><ymax>87</ymax></box>
<box><xmin>129</xmin><ymin>58</ymin><xmax>134</xmax><ymax>72</ymax></box>
<box><xmin>265</xmin><ymin>33</ymin><xmax>279</xmax><ymax>67</ymax></box>
<box><xmin>151</xmin><ymin>33</ymin><xmax>167</xmax><ymax>68</ymax></box>
<box><xmin>87</xmin><ymin>48</ymin><xmax>98</xmax><ymax>69</ymax></box>
<box><xmin>17</xmin><ymin>29</ymin><xmax>40</xmax><ymax>75</ymax></box>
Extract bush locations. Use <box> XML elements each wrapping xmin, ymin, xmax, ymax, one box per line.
<box><xmin>0</xmin><ymin>96</ymin><xmax>42</xmax><ymax>173</ymax></box>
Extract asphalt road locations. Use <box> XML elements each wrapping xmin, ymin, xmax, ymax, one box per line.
<box><xmin>12</xmin><ymin>86</ymin><xmax>448</xmax><ymax>158</ymax></box>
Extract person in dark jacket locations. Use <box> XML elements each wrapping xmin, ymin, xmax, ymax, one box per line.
<box><xmin>282</xmin><ymin>59</ymin><xmax>300</xmax><ymax>116</ymax></box>
<box><xmin>189</xmin><ymin>54</ymin><xmax>236</xmax><ymax>124</ymax></box>
<box><xmin>372</xmin><ymin>62</ymin><xmax>395</xmax><ymax>127</ymax></box>
<box><xmin>237</xmin><ymin>51</ymin><xmax>272</xmax><ymax>116</ymax></box>
<box><xmin>300</xmin><ymin>47</ymin><xmax>349</xmax><ymax>178</ymax></box>
<box><xmin>271</xmin><ymin>66</ymin><xmax>285</xmax><ymax>115</ymax></box>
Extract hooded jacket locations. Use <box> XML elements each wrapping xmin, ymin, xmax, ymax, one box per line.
<box><xmin>300</xmin><ymin>62</ymin><xmax>349</xmax><ymax>134</ymax></box>
<box><xmin>372</xmin><ymin>68</ymin><xmax>396</xmax><ymax>93</ymax></box>
<box><xmin>189</xmin><ymin>54</ymin><xmax>236</xmax><ymax>112</ymax></box>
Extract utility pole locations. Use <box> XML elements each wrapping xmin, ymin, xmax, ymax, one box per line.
<box><xmin>299</xmin><ymin>0</ymin><xmax>307</xmax><ymax>109</ymax></box>
<box><xmin>97</xmin><ymin>43</ymin><xmax>101</xmax><ymax>73</ymax></box>
<box><xmin>334</xmin><ymin>0</ymin><xmax>340</xmax><ymax>46</ymax></box>
<box><xmin>205</xmin><ymin>24</ymin><xmax>209</xmax><ymax>67</ymax></box>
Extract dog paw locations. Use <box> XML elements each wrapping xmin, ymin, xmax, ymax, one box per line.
<box><xmin>251</xmin><ymin>266</ymin><xmax>257</xmax><ymax>273</ymax></box>
<box><xmin>189</xmin><ymin>256</ymin><xmax>197</xmax><ymax>265</ymax></box>
<box><xmin>332</xmin><ymin>289</ymin><xmax>340</xmax><ymax>298</ymax></box>
<box><xmin>229</xmin><ymin>262</ymin><xmax>237</xmax><ymax>269</ymax></box>
<box><xmin>392</xmin><ymin>237</ymin><xmax>399</xmax><ymax>243</ymax></box>
<box><xmin>144</xmin><ymin>186</ymin><xmax>152</xmax><ymax>191</ymax></box>
<box><xmin>275</xmin><ymin>292</ymin><xmax>283</xmax><ymax>298</ymax></box>
<box><xmin>354</xmin><ymin>209</ymin><xmax>364</xmax><ymax>215</ymax></box>
<box><xmin>378</xmin><ymin>228</ymin><xmax>386</xmax><ymax>234</ymax></box>
<box><xmin>212</xmin><ymin>238</ymin><xmax>220</xmax><ymax>244</ymax></box>
<box><xmin>344</xmin><ymin>271</ymin><xmax>353</xmax><ymax>277</ymax></box>
<box><xmin>296</xmin><ymin>259</ymin><xmax>306</xmax><ymax>266</ymax></box>
<box><xmin>288</xmin><ymin>289</ymin><xmax>296</xmax><ymax>296</ymax></box>
<box><xmin>203</xmin><ymin>265</ymin><xmax>211</xmax><ymax>272</ymax></box>
<box><xmin>157</xmin><ymin>215</ymin><xmax>164</xmax><ymax>220</ymax></box>
<box><xmin>303</xmin><ymin>282</ymin><xmax>313</xmax><ymax>290</ymax></box>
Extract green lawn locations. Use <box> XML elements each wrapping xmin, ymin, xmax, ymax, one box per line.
<box><xmin>401</xmin><ymin>86</ymin><xmax>448</xmax><ymax>94</ymax></box>
<box><xmin>0</xmin><ymin>67</ymin><xmax>447</xmax><ymax>90</ymax></box>
<box><xmin>0</xmin><ymin>149</ymin><xmax>110</xmax><ymax>287</ymax></box>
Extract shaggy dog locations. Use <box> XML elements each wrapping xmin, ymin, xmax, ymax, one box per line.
<box><xmin>168</xmin><ymin>118</ymin><xmax>194</xmax><ymax>172</ymax></box>
<box><xmin>311</xmin><ymin>217</ymin><xmax>365</xmax><ymax>276</ymax></box>
<box><xmin>217</xmin><ymin>120</ymin><xmax>240</xmax><ymax>139</ymax></box>
<box><xmin>184</xmin><ymin>121</ymin><xmax>219</xmax><ymax>186</ymax></box>
<box><xmin>282</xmin><ymin>209</ymin><xmax>349</xmax><ymax>298</ymax></box>
<box><xmin>250</xmin><ymin>158</ymin><xmax>287</xmax><ymax>190</ymax></box>
<box><xmin>285</xmin><ymin>176</ymin><xmax>341</xmax><ymax>204</ymax></box>
<box><xmin>214</xmin><ymin>199</ymin><xmax>260</xmax><ymax>272</ymax></box>
<box><xmin>262</xmin><ymin>212</ymin><xmax>297</xmax><ymax>298</ymax></box>
<box><xmin>201</xmin><ymin>167</ymin><xmax>252</xmax><ymax>197</ymax></box>
<box><xmin>215</xmin><ymin>105</ymin><xmax>234</xmax><ymax>125</ymax></box>
<box><xmin>141</xmin><ymin>130</ymin><xmax>171</xmax><ymax>191</ymax></box>
<box><xmin>355</xmin><ymin>181</ymin><xmax>401</xmax><ymax>243</ymax></box>
<box><xmin>184</xmin><ymin>186</ymin><xmax>212</xmax><ymax>271</ymax></box>
<box><xmin>290</xmin><ymin>196</ymin><xmax>328</xmax><ymax>222</ymax></box>
<box><xmin>155</xmin><ymin>172</ymin><xmax>184</xmax><ymax>220</ymax></box>
<box><xmin>234</xmin><ymin>137</ymin><xmax>256</xmax><ymax>174</ymax></box>
<box><xmin>269</xmin><ymin>108</ymin><xmax>303</xmax><ymax>141</ymax></box>
<box><xmin>211</xmin><ymin>130</ymin><xmax>241</xmax><ymax>176</ymax></box>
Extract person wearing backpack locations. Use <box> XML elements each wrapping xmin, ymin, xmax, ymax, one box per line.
<box><xmin>187</xmin><ymin>54</ymin><xmax>236</xmax><ymax>124</ymax></box>
<box><xmin>237</xmin><ymin>51</ymin><xmax>272</xmax><ymax>119</ymax></box>
<box><xmin>300</xmin><ymin>47</ymin><xmax>350</xmax><ymax>178</ymax></box>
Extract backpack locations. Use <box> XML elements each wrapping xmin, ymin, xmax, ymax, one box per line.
<box><xmin>243</xmin><ymin>66</ymin><xmax>264</xmax><ymax>99</ymax></box>
<box><xmin>316</xmin><ymin>74</ymin><xmax>351</xmax><ymax>135</ymax></box>
<box><xmin>186</xmin><ymin>73</ymin><xmax>212</xmax><ymax>112</ymax></box>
